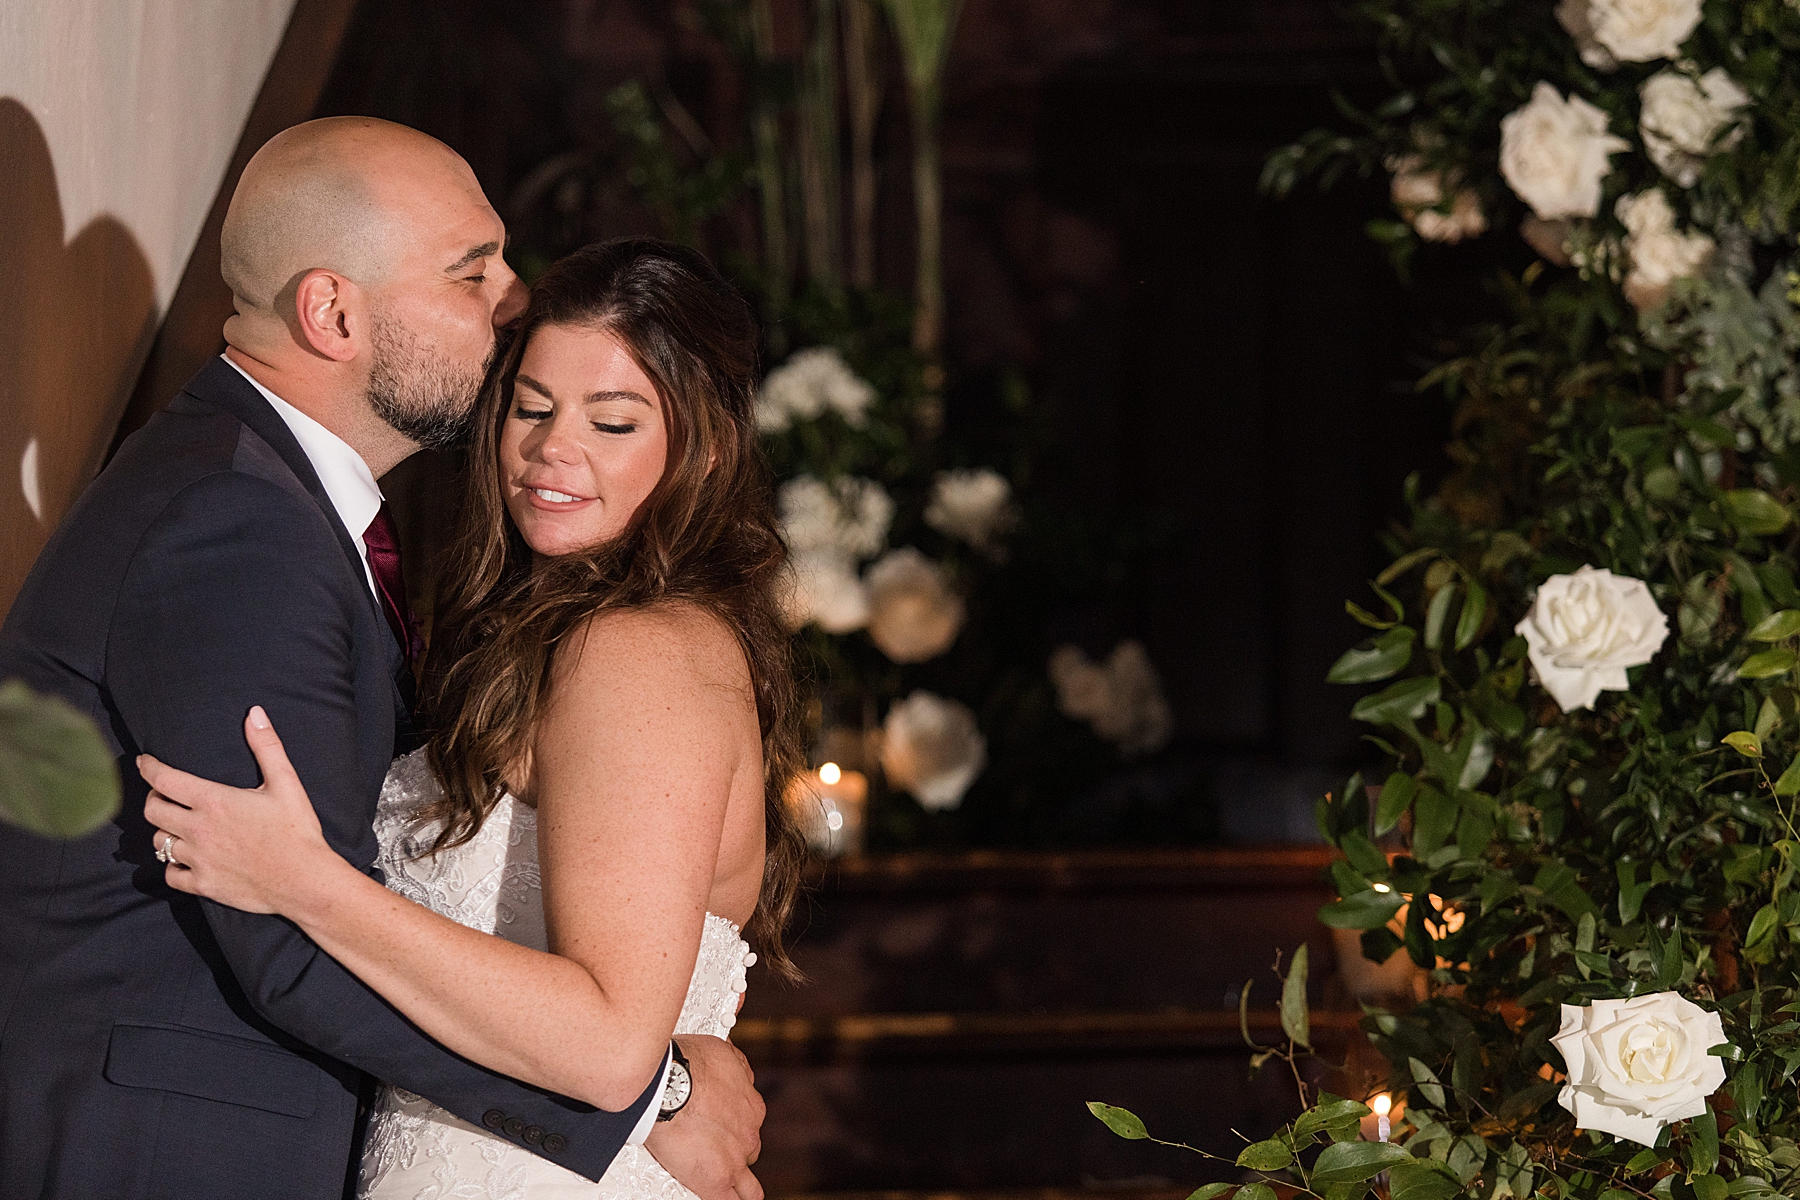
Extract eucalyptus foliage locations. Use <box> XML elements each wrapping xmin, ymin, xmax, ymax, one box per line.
<box><xmin>1099</xmin><ymin>1</ymin><xmax>1800</xmax><ymax>1196</ymax></box>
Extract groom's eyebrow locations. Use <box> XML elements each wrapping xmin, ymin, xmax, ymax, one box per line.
<box><xmin>445</xmin><ymin>240</ymin><xmax>500</xmax><ymax>273</ymax></box>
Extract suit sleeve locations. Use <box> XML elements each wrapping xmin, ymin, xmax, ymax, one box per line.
<box><xmin>107</xmin><ymin>472</ymin><xmax>657</xmax><ymax>1181</ymax></box>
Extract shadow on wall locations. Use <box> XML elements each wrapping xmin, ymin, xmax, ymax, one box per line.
<box><xmin>0</xmin><ymin>98</ymin><xmax>157</xmax><ymax>615</ymax></box>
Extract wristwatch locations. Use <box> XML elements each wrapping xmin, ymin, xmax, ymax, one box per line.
<box><xmin>656</xmin><ymin>1042</ymin><xmax>692</xmax><ymax>1122</ymax></box>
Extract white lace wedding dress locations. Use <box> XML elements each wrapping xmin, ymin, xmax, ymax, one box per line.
<box><xmin>356</xmin><ymin>749</ymin><xmax>755</xmax><ymax>1200</ymax></box>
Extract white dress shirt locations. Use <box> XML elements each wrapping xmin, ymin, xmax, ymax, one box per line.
<box><xmin>220</xmin><ymin>353</ymin><xmax>672</xmax><ymax>1145</ymax></box>
<box><xmin>220</xmin><ymin>354</ymin><xmax>383</xmax><ymax>602</ymax></box>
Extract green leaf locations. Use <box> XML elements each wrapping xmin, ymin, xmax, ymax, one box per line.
<box><xmin>1624</xmin><ymin>1147</ymin><xmax>1662</xmax><ymax>1174</ymax></box>
<box><xmin>1374</xmin><ymin>773</ymin><xmax>1417</xmax><ymax>837</ymax></box>
<box><xmin>1691</xmin><ymin>1175</ymin><xmax>1729</xmax><ymax>1200</ymax></box>
<box><xmin>1236</xmin><ymin>1139</ymin><xmax>1293</xmax><ymax>1171</ymax></box>
<box><xmin>1724</xmin><ymin>730</ymin><xmax>1764</xmax><ymax>758</ymax></box>
<box><xmin>1749</xmin><ymin>610</ymin><xmax>1800</xmax><ymax>641</ymax></box>
<box><xmin>1745</xmin><ymin>903</ymin><xmax>1780</xmax><ymax>958</ymax></box>
<box><xmin>1412</xmin><ymin>785</ymin><xmax>1455</xmax><ymax>857</ymax></box>
<box><xmin>1723</xmin><ymin>489</ymin><xmax>1793</xmax><ymax>536</ymax></box>
<box><xmin>1409</xmin><ymin>1057</ymin><xmax>1446</xmax><ymax>1108</ymax></box>
<box><xmin>1378</xmin><ymin>548</ymin><xmax>1438</xmax><ymax>586</ymax></box>
<box><xmin>1424</xmin><ymin>584</ymin><xmax>1455</xmax><ymax>651</ymax></box>
<box><xmin>1086</xmin><ymin>1102</ymin><xmax>1147</xmax><ymax>1139</ymax></box>
<box><xmin>1689</xmin><ymin>1107</ymin><xmax>1719</xmax><ymax>1176</ymax></box>
<box><xmin>1455</xmin><ymin>579</ymin><xmax>1487</xmax><ymax>651</ymax></box>
<box><xmin>1319</xmin><ymin>887</ymin><xmax>1405</xmax><ymax>930</ymax></box>
<box><xmin>0</xmin><ymin>678</ymin><xmax>122</xmax><ymax>839</ymax></box>
<box><xmin>1293</xmin><ymin>1099</ymin><xmax>1372</xmax><ymax>1143</ymax></box>
<box><xmin>1346</xmin><ymin>600</ymin><xmax>1398</xmax><ymax>630</ymax></box>
<box><xmin>1310</xmin><ymin>1140</ymin><xmax>1412</xmax><ymax>1187</ymax></box>
<box><xmin>1329</xmin><ymin>627</ymin><xmax>1416</xmax><ymax>685</ymax></box>
<box><xmin>1235</xmin><ymin>1185</ymin><xmax>1278</xmax><ymax>1200</ymax></box>
<box><xmin>1351</xmin><ymin>677</ymin><xmax>1442</xmax><ymax>726</ymax></box>
<box><xmin>1777</xmin><ymin>756</ymin><xmax>1800</xmax><ymax>797</ymax></box>
<box><xmin>1740</xmin><ymin>648</ymin><xmax>1798</xmax><ymax>680</ymax></box>
<box><xmin>1281</xmin><ymin>944</ymin><xmax>1311</xmax><ymax>1050</ymax></box>
<box><xmin>1533</xmin><ymin>861</ymin><xmax>1598</xmax><ymax>920</ymax></box>
<box><xmin>1185</xmin><ymin>1186</ymin><xmax>1233</xmax><ymax>1200</ymax></box>
<box><xmin>1388</xmin><ymin>1160</ymin><xmax>1462</xmax><ymax>1200</ymax></box>
<box><xmin>1657</xmin><ymin>922</ymin><xmax>1683</xmax><ymax>989</ymax></box>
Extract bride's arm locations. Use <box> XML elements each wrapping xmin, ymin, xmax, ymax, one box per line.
<box><xmin>140</xmin><ymin>604</ymin><xmax>750</xmax><ymax>1111</ymax></box>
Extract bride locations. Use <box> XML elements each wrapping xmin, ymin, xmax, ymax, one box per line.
<box><xmin>137</xmin><ymin>237</ymin><xmax>806</xmax><ymax>1199</ymax></box>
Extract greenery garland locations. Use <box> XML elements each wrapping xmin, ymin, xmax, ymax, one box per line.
<box><xmin>1097</xmin><ymin>1</ymin><xmax>1800</xmax><ymax>1197</ymax></box>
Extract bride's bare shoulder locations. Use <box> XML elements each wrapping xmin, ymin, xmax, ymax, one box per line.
<box><xmin>556</xmin><ymin>601</ymin><xmax>750</xmax><ymax>700</ymax></box>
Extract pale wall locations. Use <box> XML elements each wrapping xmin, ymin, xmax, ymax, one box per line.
<box><xmin>0</xmin><ymin>0</ymin><xmax>296</xmax><ymax>612</ymax></box>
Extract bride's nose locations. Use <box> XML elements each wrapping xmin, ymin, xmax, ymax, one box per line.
<box><xmin>533</xmin><ymin>420</ymin><xmax>582</xmax><ymax>465</ymax></box>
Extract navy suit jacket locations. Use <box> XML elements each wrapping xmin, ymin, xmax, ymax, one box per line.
<box><xmin>0</xmin><ymin>358</ymin><xmax>654</xmax><ymax>1199</ymax></box>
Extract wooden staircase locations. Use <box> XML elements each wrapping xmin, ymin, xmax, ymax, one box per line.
<box><xmin>736</xmin><ymin>847</ymin><xmax>1354</xmax><ymax>1198</ymax></box>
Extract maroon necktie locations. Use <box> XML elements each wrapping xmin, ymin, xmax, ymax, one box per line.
<box><xmin>362</xmin><ymin>504</ymin><xmax>421</xmax><ymax>663</ymax></box>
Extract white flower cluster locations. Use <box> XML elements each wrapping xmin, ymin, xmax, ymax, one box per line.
<box><xmin>1495</xmin><ymin>4</ymin><xmax>1746</xmax><ymax>305</ymax></box>
<box><xmin>925</xmin><ymin>468</ymin><xmax>1016</xmax><ymax>555</ymax></box>
<box><xmin>1388</xmin><ymin>155</ymin><xmax>1488</xmax><ymax>244</ymax></box>
<box><xmin>1616</xmin><ymin>189</ymin><xmax>1714</xmax><ymax>312</ymax></box>
<box><xmin>1552</xmin><ymin>993</ymin><xmax>1728</xmax><ymax>1145</ymax></box>
<box><xmin>756</xmin><ymin>347</ymin><xmax>876</xmax><ymax>432</ymax></box>
<box><xmin>780</xmin><ymin>475</ymin><xmax>893</xmax><ymax>633</ymax></box>
<box><xmin>1515</xmin><ymin>565</ymin><xmax>1670</xmax><ymax>712</ymax></box>
<box><xmin>880</xmin><ymin>690</ymin><xmax>987</xmax><ymax>811</ymax></box>
<box><xmin>1047</xmin><ymin>640</ymin><xmax>1173</xmax><ymax>758</ymax></box>
<box><xmin>779</xmin><ymin>477</ymin><xmax>967</xmax><ymax>661</ymax></box>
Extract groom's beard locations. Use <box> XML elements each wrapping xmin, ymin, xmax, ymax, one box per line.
<box><xmin>367</xmin><ymin>312</ymin><xmax>495</xmax><ymax>451</ymax></box>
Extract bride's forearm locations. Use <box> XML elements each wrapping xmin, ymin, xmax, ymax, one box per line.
<box><xmin>278</xmin><ymin>855</ymin><xmax>672</xmax><ymax>1110</ymax></box>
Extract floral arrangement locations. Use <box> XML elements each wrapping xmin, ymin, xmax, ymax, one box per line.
<box><xmin>1094</xmin><ymin>1</ymin><xmax>1800</xmax><ymax>1196</ymax></box>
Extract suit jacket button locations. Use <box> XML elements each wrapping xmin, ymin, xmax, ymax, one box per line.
<box><xmin>504</xmin><ymin>1117</ymin><xmax>525</xmax><ymax>1137</ymax></box>
<box><xmin>523</xmin><ymin>1125</ymin><xmax>544</xmax><ymax>1145</ymax></box>
<box><xmin>543</xmin><ymin>1133</ymin><xmax>567</xmax><ymax>1153</ymax></box>
<box><xmin>483</xmin><ymin>1109</ymin><xmax>506</xmax><ymax>1130</ymax></box>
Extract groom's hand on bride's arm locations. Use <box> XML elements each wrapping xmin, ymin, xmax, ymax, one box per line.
<box><xmin>647</xmin><ymin>1034</ymin><xmax>765</xmax><ymax>1200</ymax></box>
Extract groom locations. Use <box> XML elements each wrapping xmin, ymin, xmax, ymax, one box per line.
<box><xmin>0</xmin><ymin>118</ymin><xmax>763</xmax><ymax>1200</ymax></box>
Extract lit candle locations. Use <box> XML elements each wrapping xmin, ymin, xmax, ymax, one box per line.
<box><xmin>787</xmin><ymin>762</ymin><xmax>868</xmax><ymax>857</ymax></box>
<box><xmin>1373</xmin><ymin>1092</ymin><xmax>1391</xmax><ymax>1143</ymax></box>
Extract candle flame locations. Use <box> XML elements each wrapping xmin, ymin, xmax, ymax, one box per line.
<box><xmin>819</xmin><ymin>762</ymin><xmax>842</xmax><ymax>785</ymax></box>
<box><xmin>1371</xmin><ymin>1093</ymin><xmax>1392</xmax><ymax>1116</ymax></box>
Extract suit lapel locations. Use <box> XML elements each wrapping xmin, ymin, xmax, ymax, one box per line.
<box><xmin>177</xmin><ymin>358</ymin><xmax>412</xmax><ymax>721</ymax></box>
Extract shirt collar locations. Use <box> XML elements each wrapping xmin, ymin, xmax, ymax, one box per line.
<box><xmin>218</xmin><ymin>353</ymin><xmax>384</xmax><ymax>547</ymax></box>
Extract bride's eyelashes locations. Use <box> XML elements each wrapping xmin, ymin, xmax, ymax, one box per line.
<box><xmin>509</xmin><ymin>407</ymin><xmax>637</xmax><ymax>435</ymax></box>
<box><xmin>594</xmin><ymin>422</ymin><xmax>637</xmax><ymax>434</ymax></box>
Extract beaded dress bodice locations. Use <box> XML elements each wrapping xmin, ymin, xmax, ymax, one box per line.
<box><xmin>357</xmin><ymin>749</ymin><xmax>753</xmax><ymax>1200</ymax></box>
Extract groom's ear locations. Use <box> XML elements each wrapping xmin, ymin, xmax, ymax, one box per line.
<box><xmin>291</xmin><ymin>268</ymin><xmax>364</xmax><ymax>363</ymax></box>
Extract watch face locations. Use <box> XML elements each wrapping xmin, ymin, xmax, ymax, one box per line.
<box><xmin>661</xmin><ymin>1061</ymin><xmax>692</xmax><ymax>1112</ymax></box>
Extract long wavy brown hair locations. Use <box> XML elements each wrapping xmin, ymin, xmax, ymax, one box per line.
<box><xmin>420</xmin><ymin>237</ymin><xmax>806</xmax><ymax>979</ymax></box>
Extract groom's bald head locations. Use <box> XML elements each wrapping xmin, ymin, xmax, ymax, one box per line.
<box><xmin>221</xmin><ymin>117</ymin><xmax>470</xmax><ymax>312</ymax></box>
<box><xmin>216</xmin><ymin>117</ymin><xmax>524</xmax><ymax>477</ymax></box>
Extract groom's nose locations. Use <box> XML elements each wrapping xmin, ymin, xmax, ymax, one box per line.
<box><xmin>493</xmin><ymin>271</ymin><xmax>528</xmax><ymax>329</ymax></box>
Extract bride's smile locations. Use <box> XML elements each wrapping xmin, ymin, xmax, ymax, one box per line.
<box><xmin>501</xmin><ymin>322</ymin><xmax>670</xmax><ymax>558</ymax></box>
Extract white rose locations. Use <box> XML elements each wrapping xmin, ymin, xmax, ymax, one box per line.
<box><xmin>1515</xmin><ymin>565</ymin><xmax>1670</xmax><ymax>711</ymax></box>
<box><xmin>1640</xmin><ymin>68</ymin><xmax>1750</xmax><ymax>188</ymax></box>
<box><xmin>778</xmin><ymin>474</ymin><xmax>893</xmax><ymax>560</ymax></box>
<box><xmin>1551</xmin><ymin>992</ymin><xmax>1728</xmax><ymax>1145</ymax></box>
<box><xmin>864</xmin><ymin>548</ymin><xmax>965</xmax><ymax>663</ymax></box>
<box><xmin>1500</xmin><ymin>83</ymin><xmax>1630</xmax><ymax>220</ymax></box>
<box><xmin>1048</xmin><ymin>641</ymin><xmax>1173</xmax><ymax>758</ymax></box>
<box><xmin>1556</xmin><ymin>0</ymin><xmax>1619</xmax><ymax>69</ymax></box>
<box><xmin>880</xmin><ymin>690</ymin><xmax>986</xmax><ymax>811</ymax></box>
<box><xmin>785</xmin><ymin>549</ymin><xmax>870</xmax><ymax>633</ymax></box>
<box><xmin>1616</xmin><ymin>190</ymin><xmax>1713</xmax><ymax>312</ymax></box>
<box><xmin>1590</xmin><ymin>0</ymin><xmax>1701</xmax><ymax>64</ymax></box>
<box><xmin>925</xmin><ymin>468</ymin><xmax>1017</xmax><ymax>554</ymax></box>
<box><xmin>1389</xmin><ymin>156</ymin><xmax>1488</xmax><ymax>244</ymax></box>
<box><xmin>756</xmin><ymin>346</ymin><xmax>876</xmax><ymax>432</ymax></box>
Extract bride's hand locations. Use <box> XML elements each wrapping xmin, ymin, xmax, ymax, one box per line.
<box><xmin>140</xmin><ymin>705</ymin><xmax>342</xmax><ymax>915</ymax></box>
